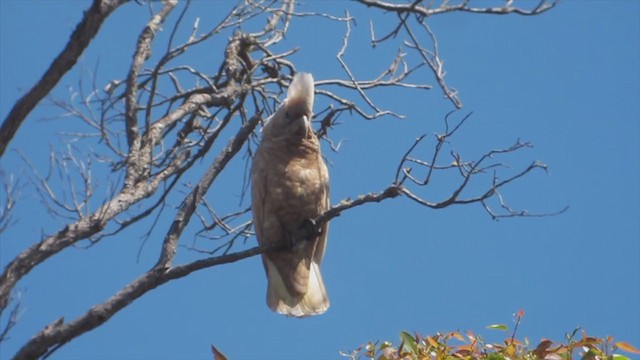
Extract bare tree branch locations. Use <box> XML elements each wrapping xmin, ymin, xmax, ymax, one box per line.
<box><xmin>1</xmin><ymin>0</ymin><xmax>562</xmax><ymax>356</ymax></box>
<box><xmin>11</xmin><ymin>124</ymin><xmax>565</xmax><ymax>357</ymax></box>
<box><xmin>10</xmin><ymin>176</ymin><xmax>402</xmax><ymax>360</ymax></box>
<box><xmin>361</xmin><ymin>0</ymin><xmax>558</xmax><ymax>109</ymax></box>
<box><xmin>124</xmin><ymin>0</ymin><xmax>178</xmax><ymax>149</ymax></box>
<box><xmin>0</xmin><ymin>291</ymin><xmax>22</xmax><ymax>344</ymax></box>
<box><xmin>336</xmin><ymin>11</ymin><xmax>405</xmax><ymax>118</ymax></box>
<box><xmin>155</xmin><ymin>110</ymin><xmax>261</xmax><ymax>269</ymax></box>
<box><xmin>14</xmin><ymin>101</ymin><xmax>572</xmax><ymax>358</ymax></box>
<box><xmin>390</xmin><ymin>111</ymin><xmax>566</xmax><ymax>218</ymax></box>
<box><xmin>10</xmin><ymin>113</ymin><xmax>262</xmax><ymax>360</ymax></box>
<box><xmin>0</xmin><ymin>0</ymin><xmax>129</xmax><ymax>157</ymax></box>
<box><xmin>356</xmin><ymin>0</ymin><xmax>558</xmax><ymax>17</ymax></box>
<box><xmin>0</xmin><ymin>90</ymin><xmax>235</xmax><ymax>313</ymax></box>
<box><xmin>0</xmin><ymin>171</ymin><xmax>19</xmax><ymax>234</ymax></box>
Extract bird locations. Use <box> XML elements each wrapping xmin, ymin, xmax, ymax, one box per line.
<box><xmin>251</xmin><ymin>72</ymin><xmax>330</xmax><ymax>317</ymax></box>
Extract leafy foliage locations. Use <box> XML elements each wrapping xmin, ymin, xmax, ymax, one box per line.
<box><xmin>340</xmin><ymin>311</ymin><xmax>640</xmax><ymax>360</ymax></box>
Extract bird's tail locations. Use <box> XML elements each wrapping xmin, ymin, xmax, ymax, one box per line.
<box><xmin>264</xmin><ymin>258</ymin><xmax>329</xmax><ymax>317</ymax></box>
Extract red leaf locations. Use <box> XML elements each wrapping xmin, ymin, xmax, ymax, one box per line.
<box><xmin>616</xmin><ymin>341</ymin><xmax>640</xmax><ymax>354</ymax></box>
<box><xmin>211</xmin><ymin>345</ymin><xmax>229</xmax><ymax>360</ymax></box>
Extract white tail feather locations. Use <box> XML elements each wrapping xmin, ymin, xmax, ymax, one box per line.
<box><xmin>265</xmin><ymin>259</ymin><xmax>329</xmax><ymax>317</ymax></box>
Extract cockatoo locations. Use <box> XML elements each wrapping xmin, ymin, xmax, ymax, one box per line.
<box><xmin>251</xmin><ymin>73</ymin><xmax>330</xmax><ymax>317</ymax></box>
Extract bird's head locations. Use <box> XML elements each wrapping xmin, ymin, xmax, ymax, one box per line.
<box><xmin>263</xmin><ymin>72</ymin><xmax>315</xmax><ymax>140</ymax></box>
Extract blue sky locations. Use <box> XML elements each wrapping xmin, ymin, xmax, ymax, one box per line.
<box><xmin>1</xmin><ymin>1</ymin><xmax>639</xmax><ymax>359</ymax></box>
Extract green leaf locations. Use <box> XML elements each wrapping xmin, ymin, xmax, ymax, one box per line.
<box><xmin>486</xmin><ymin>324</ymin><xmax>509</xmax><ymax>331</ymax></box>
<box><xmin>612</xmin><ymin>354</ymin><xmax>631</xmax><ymax>360</ymax></box>
<box><xmin>400</xmin><ymin>331</ymin><xmax>418</xmax><ymax>353</ymax></box>
<box><xmin>486</xmin><ymin>353</ymin><xmax>506</xmax><ymax>360</ymax></box>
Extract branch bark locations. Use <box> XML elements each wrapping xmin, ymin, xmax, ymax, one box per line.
<box><xmin>0</xmin><ymin>0</ymin><xmax>129</xmax><ymax>157</ymax></box>
<box><xmin>356</xmin><ymin>0</ymin><xmax>558</xmax><ymax>17</ymax></box>
<box><xmin>124</xmin><ymin>0</ymin><xmax>178</xmax><ymax>150</ymax></box>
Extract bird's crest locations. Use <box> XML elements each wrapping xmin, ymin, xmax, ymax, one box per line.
<box><xmin>286</xmin><ymin>72</ymin><xmax>314</xmax><ymax>116</ymax></box>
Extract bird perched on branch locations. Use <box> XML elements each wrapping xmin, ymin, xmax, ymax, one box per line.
<box><xmin>251</xmin><ymin>72</ymin><xmax>330</xmax><ymax>317</ymax></box>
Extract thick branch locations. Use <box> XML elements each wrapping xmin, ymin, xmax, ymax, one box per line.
<box><xmin>0</xmin><ymin>0</ymin><xmax>129</xmax><ymax>157</ymax></box>
<box><xmin>10</xmin><ymin>183</ymin><xmax>403</xmax><ymax>360</ymax></box>
<box><xmin>9</xmin><ymin>241</ymin><xmax>267</xmax><ymax>360</ymax></box>
<box><xmin>0</xmin><ymin>91</ymin><xmax>227</xmax><ymax>313</ymax></box>
<box><xmin>155</xmin><ymin>110</ymin><xmax>262</xmax><ymax>268</ymax></box>
<box><xmin>124</xmin><ymin>0</ymin><xmax>178</xmax><ymax>149</ymax></box>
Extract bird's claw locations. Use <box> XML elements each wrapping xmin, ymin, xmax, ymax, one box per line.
<box><xmin>298</xmin><ymin>218</ymin><xmax>321</xmax><ymax>240</ymax></box>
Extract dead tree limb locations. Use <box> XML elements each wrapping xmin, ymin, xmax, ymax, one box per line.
<box><xmin>0</xmin><ymin>0</ymin><xmax>130</xmax><ymax>157</ymax></box>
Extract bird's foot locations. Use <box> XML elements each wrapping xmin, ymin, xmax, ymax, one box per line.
<box><xmin>282</xmin><ymin>218</ymin><xmax>321</xmax><ymax>251</ymax></box>
<box><xmin>297</xmin><ymin>218</ymin><xmax>321</xmax><ymax>242</ymax></box>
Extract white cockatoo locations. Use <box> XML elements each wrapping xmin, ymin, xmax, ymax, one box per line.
<box><xmin>251</xmin><ymin>73</ymin><xmax>330</xmax><ymax>317</ymax></box>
